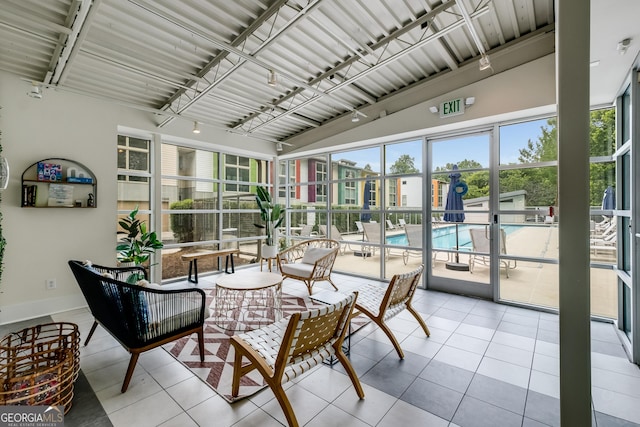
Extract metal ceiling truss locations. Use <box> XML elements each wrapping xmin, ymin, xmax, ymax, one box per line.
<box><xmin>236</xmin><ymin>2</ymin><xmax>492</xmax><ymax>137</ymax></box>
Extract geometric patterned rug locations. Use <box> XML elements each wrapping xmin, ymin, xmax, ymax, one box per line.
<box><xmin>163</xmin><ymin>290</ymin><xmax>369</xmax><ymax>403</ymax></box>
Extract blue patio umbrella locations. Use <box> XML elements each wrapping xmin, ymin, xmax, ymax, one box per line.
<box><xmin>602</xmin><ymin>185</ymin><xmax>615</xmax><ymax>211</ymax></box>
<box><xmin>361</xmin><ymin>180</ymin><xmax>372</xmax><ymax>222</ymax></box>
<box><xmin>444</xmin><ymin>165</ymin><xmax>465</xmax><ymax>223</ymax></box>
<box><xmin>443</xmin><ymin>165</ymin><xmax>468</xmax><ymax>270</ymax></box>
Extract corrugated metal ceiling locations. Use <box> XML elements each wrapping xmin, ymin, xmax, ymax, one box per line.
<box><xmin>0</xmin><ymin>0</ymin><xmax>555</xmax><ymax>149</ymax></box>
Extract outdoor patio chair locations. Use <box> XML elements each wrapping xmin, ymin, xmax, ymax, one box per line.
<box><xmin>298</xmin><ymin>224</ymin><xmax>318</xmax><ymax>237</ymax></box>
<box><xmin>468</xmin><ymin>228</ymin><xmax>517</xmax><ymax>278</ymax></box>
<box><xmin>230</xmin><ymin>292</ymin><xmax>364</xmax><ymax>427</ymax></box>
<box><xmin>591</xmin><ymin>221</ymin><xmax>616</xmax><ymax>239</ymax></box>
<box><xmin>402</xmin><ymin>224</ymin><xmax>424</xmax><ymax>265</ymax></box>
<box><xmin>386</xmin><ymin>219</ymin><xmax>396</xmax><ymax>230</ymax></box>
<box><xmin>398</xmin><ymin>218</ymin><xmax>407</xmax><ymax>228</ymax></box>
<box><xmin>68</xmin><ymin>260</ymin><xmax>207</xmax><ymax>392</ymax></box>
<box><xmin>354</xmin><ymin>264</ymin><xmax>429</xmax><ymax>359</ymax></box>
<box><xmin>362</xmin><ymin>222</ymin><xmax>395</xmax><ymax>258</ymax></box>
<box><xmin>318</xmin><ymin>224</ymin><xmax>361</xmax><ymax>255</ymax></box>
<box><xmin>277</xmin><ymin>238</ymin><xmax>340</xmax><ymax>294</ymax></box>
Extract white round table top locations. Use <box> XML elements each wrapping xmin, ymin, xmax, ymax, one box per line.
<box><xmin>216</xmin><ymin>271</ymin><xmax>283</xmax><ymax>291</ymax></box>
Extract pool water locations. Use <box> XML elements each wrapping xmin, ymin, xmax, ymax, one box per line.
<box><xmin>386</xmin><ymin>224</ymin><xmax>521</xmax><ymax>249</ymax></box>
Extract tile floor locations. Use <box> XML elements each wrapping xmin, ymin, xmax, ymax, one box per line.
<box><xmin>5</xmin><ymin>267</ymin><xmax>640</xmax><ymax>426</ymax></box>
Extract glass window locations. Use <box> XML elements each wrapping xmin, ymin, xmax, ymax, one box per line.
<box><xmin>117</xmin><ymin>135</ymin><xmax>149</xmax><ymax>182</ymax></box>
<box><xmin>316</xmin><ymin>161</ymin><xmax>327</xmax><ymax>202</ymax></box>
<box><xmin>500</xmin><ymin>118</ymin><xmax>556</xmax><ymax>165</ymax></box>
<box><xmin>385</xmin><ymin>140</ymin><xmax>423</xmax><ymax>174</ymax></box>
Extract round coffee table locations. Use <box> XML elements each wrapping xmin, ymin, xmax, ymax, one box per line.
<box><xmin>214</xmin><ymin>271</ymin><xmax>283</xmax><ymax>331</ymax></box>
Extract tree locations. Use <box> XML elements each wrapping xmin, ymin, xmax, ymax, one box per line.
<box><xmin>518</xmin><ymin>118</ymin><xmax>557</xmax><ymax>163</ymax></box>
<box><xmin>390</xmin><ymin>155</ymin><xmax>419</xmax><ymax>174</ymax></box>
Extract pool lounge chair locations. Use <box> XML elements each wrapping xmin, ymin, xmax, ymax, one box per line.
<box><xmin>402</xmin><ymin>224</ymin><xmax>423</xmax><ymax>265</ymax></box>
<box><xmin>469</xmin><ymin>228</ymin><xmax>517</xmax><ymax>278</ymax></box>
<box><xmin>362</xmin><ymin>222</ymin><xmax>396</xmax><ymax>258</ymax></box>
<box><xmin>318</xmin><ymin>224</ymin><xmax>362</xmax><ymax>255</ymax></box>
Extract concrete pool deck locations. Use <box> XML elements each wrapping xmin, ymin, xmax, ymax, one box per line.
<box><xmin>329</xmin><ymin>224</ymin><xmax>617</xmax><ymax>319</ymax></box>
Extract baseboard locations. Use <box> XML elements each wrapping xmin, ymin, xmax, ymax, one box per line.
<box><xmin>0</xmin><ymin>294</ymin><xmax>87</xmax><ymax>326</ymax></box>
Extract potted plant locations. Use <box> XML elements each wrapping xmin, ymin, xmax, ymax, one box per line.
<box><xmin>116</xmin><ymin>206</ymin><xmax>164</xmax><ymax>267</ymax></box>
<box><xmin>255</xmin><ymin>186</ymin><xmax>285</xmax><ymax>259</ymax></box>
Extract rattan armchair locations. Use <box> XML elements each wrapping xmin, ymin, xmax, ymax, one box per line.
<box><xmin>354</xmin><ymin>264</ymin><xmax>429</xmax><ymax>359</ymax></box>
<box><xmin>230</xmin><ymin>292</ymin><xmax>364</xmax><ymax>427</ymax></box>
<box><xmin>68</xmin><ymin>260</ymin><xmax>207</xmax><ymax>392</ymax></box>
<box><xmin>277</xmin><ymin>239</ymin><xmax>340</xmax><ymax>295</ymax></box>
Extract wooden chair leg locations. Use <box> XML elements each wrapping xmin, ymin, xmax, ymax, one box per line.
<box><xmin>407</xmin><ymin>305</ymin><xmax>430</xmax><ymax>337</ymax></box>
<box><xmin>269</xmin><ymin>381</ymin><xmax>299</xmax><ymax>427</ymax></box>
<box><xmin>231</xmin><ymin>342</ymin><xmax>243</xmax><ymax>397</ymax></box>
<box><xmin>84</xmin><ymin>320</ymin><xmax>98</xmax><ymax>346</ymax></box>
<box><xmin>326</xmin><ymin>277</ymin><xmax>339</xmax><ymax>291</ymax></box>
<box><xmin>377</xmin><ymin>320</ymin><xmax>405</xmax><ymax>359</ymax></box>
<box><xmin>122</xmin><ymin>351</ymin><xmax>140</xmax><ymax>393</ymax></box>
<box><xmin>333</xmin><ymin>345</ymin><xmax>365</xmax><ymax>399</ymax></box>
<box><xmin>197</xmin><ymin>327</ymin><xmax>205</xmax><ymax>362</ymax></box>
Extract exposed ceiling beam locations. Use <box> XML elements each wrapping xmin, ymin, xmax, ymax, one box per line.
<box><xmin>233</xmin><ymin>0</ymin><xmax>458</xmax><ymax>131</ymax></box>
<box><xmin>240</xmin><ymin>5</ymin><xmax>491</xmax><ymax>136</ymax></box>
<box><xmin>49</xmin><ymin>0</ymin><xmax>95</xmax><ymax>85</ymax></box>
<box><xmin>155</xmin><ymin>0</ymin><xmax>291</xmax><ymax>127</ymax></box>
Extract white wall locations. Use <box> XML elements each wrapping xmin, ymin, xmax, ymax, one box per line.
<box><xmin>0</xmin><ymin>71</ymin><xmax>271</xmax><ymax>324</ymax></box>
<box><xmin>289</xmin><ymin>54</ymin><xmax>557</xmax><ymax>154</ymax></box>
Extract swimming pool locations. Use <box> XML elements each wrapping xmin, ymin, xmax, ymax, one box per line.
<box><xmin>386</xmin><ymin>224</ymin><xmax>521</xmax><ymax>249</ymax></box>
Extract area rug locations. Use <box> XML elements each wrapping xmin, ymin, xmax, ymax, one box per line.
<box><xmin>163</xmin><ymin>290</ymin><xmax>369</xmax><ymax>403</ymax></box>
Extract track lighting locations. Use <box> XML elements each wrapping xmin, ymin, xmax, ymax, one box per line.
<box><xmin>192</xmin><ymin>121</ymin><xmax>200</xmax><ymax>134</ymax></box>
<box><xmin>351</xmin><ymin>111</ymin><xmax>360</xmax><ymax>122</ymax></box>
<box><xmin>479</xmin><ymin>54</ymin><xmax>491</xmax><ymax>71</ymax></box>
<box><xmin>27</xmin><ymin>82</ymin><xmax>42</xmax><ymax>99</ymax></box>
<box><xmin>267</xmin><ymin>70</ymin><xmax>277</xmax><ymax>87</ymax></box>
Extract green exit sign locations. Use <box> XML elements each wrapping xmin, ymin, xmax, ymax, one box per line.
<box><xmin>440</xmin><ymin>98</ymin><xmax>465</xmax><ymax>118</ymax></box>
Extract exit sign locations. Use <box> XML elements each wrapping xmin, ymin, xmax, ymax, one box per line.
<box><xmin>439</xmin><ymin>98</ymin><xmax>465</xmax><ymax>118</ymax></box>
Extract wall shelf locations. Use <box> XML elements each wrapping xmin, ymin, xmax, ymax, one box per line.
<box><xmin>21</xmin><ymin>158</ymin><xmax>97</xmax><ymax>208</ymax></box>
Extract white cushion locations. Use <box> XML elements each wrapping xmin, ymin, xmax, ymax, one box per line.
<box><xmin>280</xmin><ymin>263</ymin><xmax>314</xmax><ymax>277</ymax></box>
<box><xmin>301</xmin><ymin>247</ymin><xmax>333</xmax><ymax>265</ymax></box>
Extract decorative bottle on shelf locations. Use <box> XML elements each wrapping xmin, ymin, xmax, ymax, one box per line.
<box><xmin>87</xmin><ymin>193</ymin><xmax>94</xmax><ymax>208</ymax></box>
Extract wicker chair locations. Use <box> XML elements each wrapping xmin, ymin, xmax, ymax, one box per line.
<box><xmin>230</xmin><ymin>292</ymin><xmax>364</xmax><ymax>427</ymax></box>
<box><xmin>277</xmin><ymin>239</ymin><xmax>340</xmax><ymax>295</ymax></box>
<box><xmin>354</xmin><ymin>264</ymin><xmax>429</xmax><ymax>359</ymax></box>
<box><xmin>68</xmin><ymin>260</ymin><xmax>207</xmax><ymax>392</ymax></box>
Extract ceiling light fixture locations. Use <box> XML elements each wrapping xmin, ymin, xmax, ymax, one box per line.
<box><xmin>478</xmin><ymin>54</ymin><xmax>491</xmax><ymax>71</ymax></box>
<box><xmin>192</xmin><ymin>121</ymin><xmax>200</xmax><ymax>134</ymax></box>
<box><xmin>617</xmin><ymin>38</ymin><xmax>631</xmax><ymax>55</ymax></box>
<box><xmin>429</xmin><ymin>106</ymin><xmax>439</xmax><ymax>114</ymax></box>
<box><xmin>276</xmin><ymin>142</ymin><xmax>283</xmax><ymax>152</ymax></box>
<box><xmin>456</xmin><ymin>0</ymin><xmax>492</xmax><ymax>72</ymax></box>
<box><xmin>267</xmin><ymin>69</ymin><xmax>277</xmax><ymax>87</ymax></box>
<box><xmin>27</xmin><ymin>82</ymin><xmax>42</xmax><ymax>99</ymax></box>
<box><xmin>351</xmin><ymin>111</ymin><xmax>360</xmax><ymax>122</ymax></box>
<box><xmin>465</xmin><ymin>97</ymin><xmax>475</xmax><ymax>106</ymax></box>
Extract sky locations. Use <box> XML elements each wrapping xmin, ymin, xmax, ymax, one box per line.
<box><xmin>333</xmin><ymin>118</ymin><xmax>551</xmax><ymax>174</ymax></box>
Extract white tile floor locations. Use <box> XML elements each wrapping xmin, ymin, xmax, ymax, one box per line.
<box><xmin>40</xmin><ymin>267</ymin><xmax>640</xmax><ymax>426</ymax></box>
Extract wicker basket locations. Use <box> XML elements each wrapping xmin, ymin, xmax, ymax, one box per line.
<box><xmin>0</xmin><ymin>322</ymin><xmax>80</xmax><ymax>413</ymax></box>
